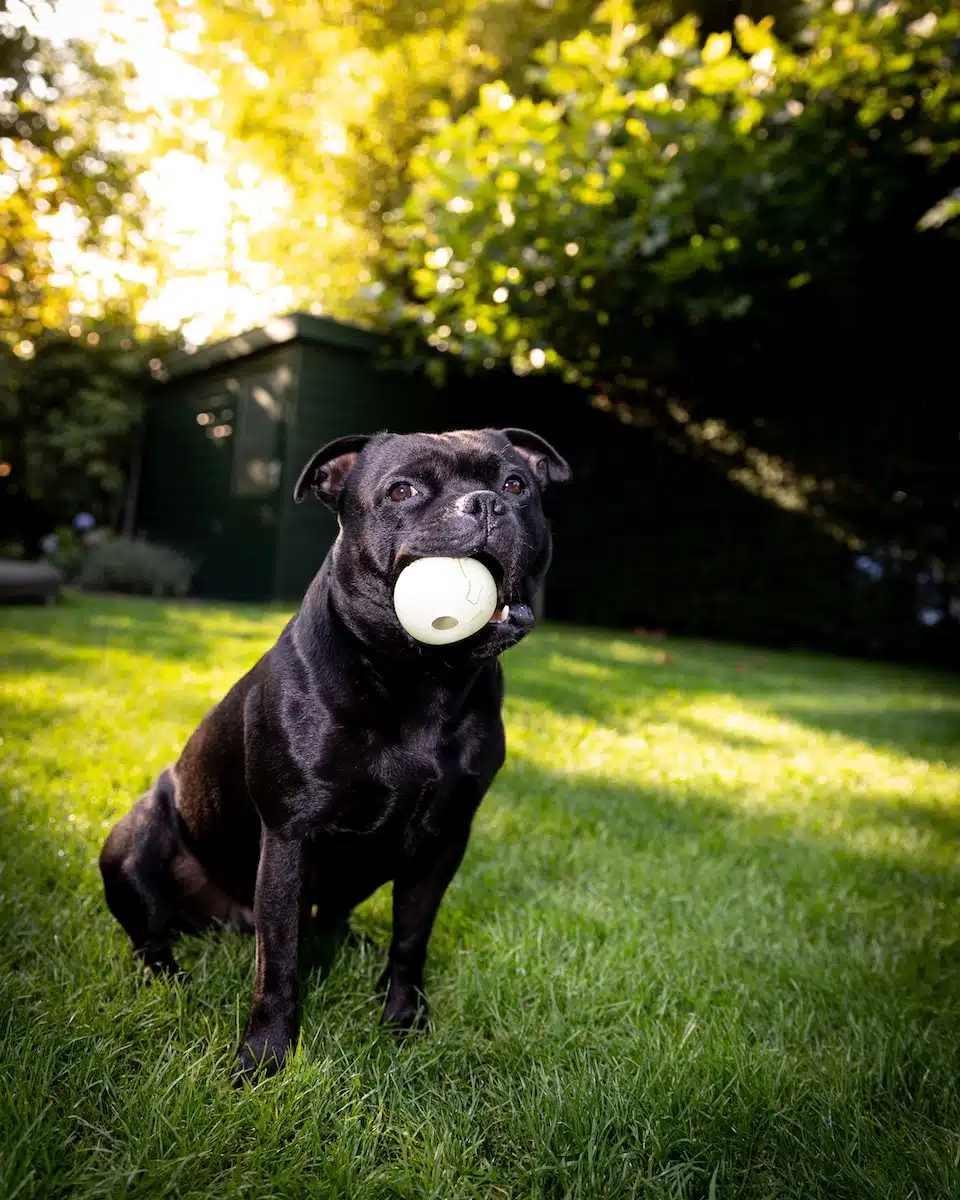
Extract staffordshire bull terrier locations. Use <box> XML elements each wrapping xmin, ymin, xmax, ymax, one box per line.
<box><xmin>99</xmin><ymin>427</ymin><xmax>570</xmax><ymax>1079</ymax></box>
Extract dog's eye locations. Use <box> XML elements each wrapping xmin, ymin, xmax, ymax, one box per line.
<box><xmin>388</xmin><ymin>482</ymin><xmax>418</xmax><ymax>502</ymax></box>
<box><xmin>503</xmin><ymin>476</ymin><xmax>526</xmax><ymax>496</ymax></box>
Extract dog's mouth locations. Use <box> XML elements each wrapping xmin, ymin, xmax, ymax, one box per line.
<box><xmin>471</xmin><ymin>551</ymin><xmax>511</xmax><ymax>624</ymax></box>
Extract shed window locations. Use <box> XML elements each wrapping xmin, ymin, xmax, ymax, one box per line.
<box><xmin>233</xmin><ymin>379</ymin><xmax>282</xmax><ymax>496</ymax></box>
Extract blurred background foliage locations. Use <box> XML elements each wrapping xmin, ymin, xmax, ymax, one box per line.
<box><xmin>0</xmin><ymin>2</ymin><xmax>138</xmax><ymax>346</ymax></box>
<box><xmin>385</xmin><ymin>0</ymin><xmax>959</xmax><ymax>624</ymax></box>
<box><xmin>1</xmin><ymin>0</ymin><xmax>957</xmax><ymax>657</ymax></box>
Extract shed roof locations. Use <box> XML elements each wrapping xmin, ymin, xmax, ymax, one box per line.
<box><xmin>157</xmin><ymin>312</ymin><xmax>384</xmax><ymax>382</ymax></box>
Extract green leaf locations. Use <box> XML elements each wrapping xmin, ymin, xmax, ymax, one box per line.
<box><xmin>702</xmin><ymin>32</ymin><xmax>732</xmax><ymax>65</ymax></box>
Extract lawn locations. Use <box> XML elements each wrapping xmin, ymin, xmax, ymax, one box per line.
<box><xmin>1</xmin><ymin>593</ymin><xmax>958</xmax><ymax>1199</ymax></box>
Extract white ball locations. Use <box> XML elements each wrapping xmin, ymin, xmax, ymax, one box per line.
<box><xmin>393</xmin><ymin>557</ymin><xmax>499</xmax><ymax>645</ymax></box>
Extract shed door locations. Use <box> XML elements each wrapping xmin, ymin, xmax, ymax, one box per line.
<box><xmin>193</xmin><ymin>374</ymin><xmax>285</xmax><ymax>601</ymax></box>
<box><xmin>140</xmin><ymin>371</ymin><xmax>285</xmax><ymax>603</ymax></box>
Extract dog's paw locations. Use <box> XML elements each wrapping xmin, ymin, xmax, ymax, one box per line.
<box><xmin>232</xmin><ymin>1030</ymin><xmax>290</xmax><ymax>1086</ymax></box>
<box><xmin>381</xmin><ymin>989</ymin><xmax>428</xmax><ymax>1033</ymax></box>
<box><xmin>135</xmin><ymin>945</ymin><xmax>183</xmax><ymax>980</ymax></box>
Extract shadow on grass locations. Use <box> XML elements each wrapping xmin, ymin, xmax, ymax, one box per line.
<box><xmin>454</xmin><ymin>752</ymin><xmax>960</xmax><ymax>1133</ymax></box>
<box><xmin>507</xmin><ymin>625</ymin><xmax>960</xmax><ymax>765</ymax></box>
<box><xmin>0</xmin><ymin>698</ymin><xmax>957</xmax><ymax>1196</ymax></box>
<box><xmin>1</xmin><ymin>615</ymin><xmax>956</xmax><ymax>1018</ymax></box>
<box><xmin>855</xmin><ymin>795</ymin><xmax>960</xmax><ymax>845</ymax></box>
<box><xmin>1</xmin><ymin>603</ymin><xmax>958</xmax><ymax>1197</ymax></box>
<box><xmin>2</xmin><ymin>720</ymin><xmax>956</xmax><ymax>1042</ymax></box>
<box><xmin>0</xmin><ymin>694</ymin><xmax>95</xmax><ymax>964</ymax></box>
<box><xmin>1</xmin><ymin>592</ymin><xmax>289</xmax><ymax>675</ymax></box>
<box><xmin>770</xmin><ymin>700</ymin><xmax>960</xmax><ymax>766</ymax></box>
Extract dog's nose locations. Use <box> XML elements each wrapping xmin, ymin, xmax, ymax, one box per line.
<box><xmin>456</xmin><ymin>490</ymin><xmax>507</xmax><ymax>521</ymax></box>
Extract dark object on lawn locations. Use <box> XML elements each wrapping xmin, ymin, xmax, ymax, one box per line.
<box><xmin>99</xmin><ymin>427</ymin><xmax>570</xmax><ymax>1082</ymax></box>
<box><xmin>0</xmin><ymin>559</ymin><xmax>61</xmax><ymax>604</ymax></box>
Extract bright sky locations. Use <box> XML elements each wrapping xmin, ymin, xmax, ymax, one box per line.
<box><xmin>41</xmin><ymin>0</ymin><xmax>298</xmax><ymax>345</ymax></box>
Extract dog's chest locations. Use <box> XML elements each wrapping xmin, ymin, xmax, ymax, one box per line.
<box><xmin>302</xmin><ymin>718</ymin><xmax>468</xmax><ymax>844</ymax></box>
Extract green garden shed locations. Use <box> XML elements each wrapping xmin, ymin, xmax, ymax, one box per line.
<box><xmin>135</xmin><ymin>312</ymin><xmax>918</xmax><ymax>663</ymax></box>
<box><xmin>136</xmin><ymin>313</ymin><xmax>451</xmax><ymax>602</ymax></box>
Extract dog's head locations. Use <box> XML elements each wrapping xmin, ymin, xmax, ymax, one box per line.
<box><xmin>294</xmin><ymin>428</ymin><xmax>570</xmax><ymax>657</ymax></box>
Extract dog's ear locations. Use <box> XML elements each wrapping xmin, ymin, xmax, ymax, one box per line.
<box><xmin>502</xmin><ymin>428</ymin><xmax>571</xmax><ymax>488</ymax></box>
<box><xmin>293</xmin><ymin>434</ymin><xmax>371</xmax><ymax>506</ymax></box>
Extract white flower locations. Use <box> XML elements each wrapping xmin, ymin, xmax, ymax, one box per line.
<box><xmin>750</xmin><ymin>48</ymin><xmax>775</xmax><ymax>73</ymax></box>
<box><xmin>907</xmin><ymin>12</ymin><xmax>938</xmax><ymax>37</ymax></box>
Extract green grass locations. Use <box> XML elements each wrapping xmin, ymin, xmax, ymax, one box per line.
<box><xmin>1</xmin><ymin>593</ymin><xmax>959</xmax><ymax>1199</ymax></box>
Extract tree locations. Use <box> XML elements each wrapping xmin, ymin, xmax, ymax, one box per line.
<box><xmin>157</xmin><ymin>0</ymin><xmax>795</xmax><ymax>322</ymax></box>
<box><xmin>386</xmin><ymin>1</ymin><xmax>960</xmax><ymax>614</ymax></box>
<box><xmin>0</xmin><ymin>0</ymin><xmax>142</xmax><ymax>348</ymax></box>
<box><xmin>0</xmin><ymin>2</ymin><xmax>168</xmax><ymax>543</ymax></box>
<box><xmin>3</xmin><ymin>324</ymin><xmax>170</xmax><ymax>533</ymax></box>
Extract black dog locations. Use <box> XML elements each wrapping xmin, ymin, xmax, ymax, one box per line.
<box><xmin>100</xmin><ymin>427</ymin><xmax>570</xmax><ymax>1079</ymax></box>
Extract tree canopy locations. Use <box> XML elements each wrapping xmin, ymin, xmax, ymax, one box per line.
<box><xmin>0</xmin><ymin>0</ymin><xmax>143</xmax><ymax>349</ymax></box>
<box><xmin>0</xmin><ymin>1</ymin><xmax>164</xmax><ymax>541</ymax></box>
<box><xmin>152</xmin><ymin>0</ymin><xmax>632</xmax><ymax>322</ymax></box>
<box><xmin>389</xmin><ymin>1</ymin><xmax>957</xmax><ymax>373</ymax></box>
<box><xmin>384</xmin><ymin>0</ymin><xmax>959</xmax><ymax>585</ymax></box>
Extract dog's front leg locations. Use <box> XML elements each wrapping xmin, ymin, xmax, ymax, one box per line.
<box><xmin>234</xmin><ymin>828</ymin><xmax>305</xmax><ymax>1082</ymax></box>
<box><xmin>381</xmin><ymin>833</ymin><xmax>470</xmax><ymax>1030</ymax></box>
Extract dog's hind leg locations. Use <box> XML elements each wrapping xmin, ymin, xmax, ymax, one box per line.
<box><xmin>99</xmin><ymin>768</ymin><xmax>184</xmax><ymax>976</ymax></box>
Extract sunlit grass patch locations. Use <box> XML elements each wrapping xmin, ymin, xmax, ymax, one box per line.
<box><xmin>1</xmin><ymin>593</ymin><xmax>958</xmax><ymax>1199</ymax></box>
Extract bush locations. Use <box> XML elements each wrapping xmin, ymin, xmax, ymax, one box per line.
<box><xmin>42</xmin><ymin>525</ymin><xmax>88</xmax><ymax>582</ymax></box>
<box><xmin>77</xmin><ymin>536</ymin><xmax>195</xmax><ymax>597</ymax></box>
